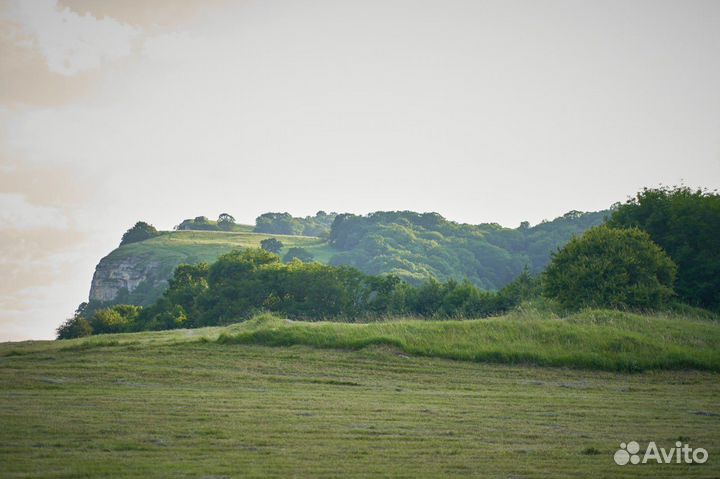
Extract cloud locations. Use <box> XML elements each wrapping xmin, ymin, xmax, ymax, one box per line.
<box><xmin>1</xmin><ymin>0</ymin><xmax>139</xmax><ymax>76</ymax></box>
<box><xmin>58</xmin><ymin>0</ymin><xmax>226</xmax><ymax>29</ymax></box>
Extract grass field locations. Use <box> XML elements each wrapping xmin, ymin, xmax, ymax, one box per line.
<box><xmin>1</xmin><ymin>311</ymin><xmax>718</xmax><ymax>477</ymax></box>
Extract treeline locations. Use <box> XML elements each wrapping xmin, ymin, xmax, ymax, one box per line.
<box><xmin>57</xmin><ymin>249</ymin><xmax>538</xmax><ymax>338</ymax></box>
<box><xmin>544</xmin><ymin>186</ymin><xmax>720</xmax><ymax>311</ymax></box>
<box><xmin>254</xmin><ymin>211</ymin><xmax>337</xmax><ymax>237</ymax></box>
<box><xmin>328</xmin><ymin>210</ymin><xmax>608</xmax><ymax>289</ymax></box>
<box><xmin>175</xmin><ymin>213</ymin><xmax>239</xmax><ymax>232</ymax></box>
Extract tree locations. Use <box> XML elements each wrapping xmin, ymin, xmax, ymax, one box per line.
<box><xmin>283</xmin><ymin>247</ymin><xmax>314</xmax><ymax>263</ymax></box>
<box><xmin>56</xmin><ymin>315</ymin><xmax>92</xmax><ymax>339</ymax></box>
<box><xmin>608</xmin><ymin>186</ymin><xmax>720</xmax><ymax>310</ymax></box>
<box><xmin>120</xmin><ymin>221</ymin><xmax>160</xmax><ymax>246</ymax></box>
<box><xmin>260</xmin><ymin>238</ymin><xmax>283</xmax><ymax>254</ymax></box>
<box><xmin>543</xmin><ymin>226</ymin><xmax>677</xmax><ymax>310</ymax></box>
<box><xmin>217</xmin><ymin>213</ymin><xmax>236</xmax><ymax>231</ymax></box>
<box><xmin>90</xmin><ymin>305</ymin><xmax>141</xmax><ymax>334</ymax></box>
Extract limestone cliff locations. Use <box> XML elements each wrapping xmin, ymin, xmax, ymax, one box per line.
<box><xmin>88</xmin><ymin>253</ymin><xmax>167</xmax><ymax>306</ymax></box>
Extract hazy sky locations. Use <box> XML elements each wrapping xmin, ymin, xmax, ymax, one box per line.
<box><xmin>1</xmin><ymin>0</ymin><xmax>719</xmax><ymax>341</ymax></box>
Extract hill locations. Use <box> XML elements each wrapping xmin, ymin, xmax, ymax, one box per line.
<box><xmin>2</xmin><ymin>309</ymin><xmax>719</xmax><ymax>477</ymax></box>
<box><xmin>89</xmin><ymin>230</ymin><xmax>331</xmax><ymax>307</ymax></box>
<box><xmin>88</xmin><ymin>209</ymin><xmax>608</xmax><ymax>310</ymax></box>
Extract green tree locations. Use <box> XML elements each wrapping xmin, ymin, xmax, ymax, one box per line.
<box><xmin>90</xmin><ymin>305</ymin><xmax>142</xmax><ymax>334</ymax></box>
<box><xmin>260</xmin><ymin>238</ymin><xmax>284</xmax><ymax>254</ymax></box>
<box><xmin>217</xmin><ymin>213</ymin><xmax>236</xmax><ymax>231</ymax></box>
<box><xmin>608</xmin><ymin>186</ymin><xmax>720</xmax><ymax>310</ymax></box>
<box><xmin>56</xmin><ymin>315</ymin><xmax>92</xmax><ymax>339</ymax></box>
<box><xmin>120</xmin><ymin>221</ymin><xmax>160</xmax><ymax>246</ymax></box>
<box><xmin>543</xmin><ymin>226</ymin><xmax>677</xmax><ymax>310</ymax></box>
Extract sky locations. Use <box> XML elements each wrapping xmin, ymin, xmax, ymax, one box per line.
<box><xmin>1</xmin><ymin>0</ymin><xmax>719</xmax><ymax>341</ymax></box>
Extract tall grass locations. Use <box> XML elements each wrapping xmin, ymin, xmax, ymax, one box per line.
<box><xmin>218</xmin><ymin>309</ymin><xmax>720</xmax><ymax>372</ymax></box>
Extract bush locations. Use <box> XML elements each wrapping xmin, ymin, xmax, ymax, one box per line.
<box><xmin>120</xmin><ymin>221</ymin><xmax>160</xmax><ymax>246</ymax></box>
<box><xmin>260</xmin><ymin>238</ymin><xmax>283</xmax><ymax>254</ymax></box>
<box><xmin>543</xmin><ymin>226</ymin><xmax>677</xmax><ymax>310</ymax></box>
<box><xmin>90</xmin><ymin>305</ymin><xmax>142</xmax><ymax>334</ymax></box>
<box><xmin>56</xmin><ymin>315</ymin><xmax>92</xmax><ymax>339</ymax></box>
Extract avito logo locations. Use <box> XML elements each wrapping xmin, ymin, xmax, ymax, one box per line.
<box><xmin>614</xmin><ymin>441</ymin><xmax>708</xmax><ymax>465</ymax></box>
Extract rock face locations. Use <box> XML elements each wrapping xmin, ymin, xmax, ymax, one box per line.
<box><xmin>89</xmin><ymin>253</ymin><xmax>165</xmax><ymax>306</ymax></box>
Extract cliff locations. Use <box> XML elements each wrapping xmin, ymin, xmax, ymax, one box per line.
<box><xmin>89</xmin><ymin>253</ymin><xmax>166</xmax><ymax>306</ymax></box>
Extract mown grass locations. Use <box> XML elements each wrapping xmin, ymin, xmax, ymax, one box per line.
<box><xmin>1</xmin><ymin>329</ymin><xmax>719</xmax><ymax>477</ymax></box>
<box><xmin>217</xmin><ymin>309</ymin><xmax>720</xmax><ymax>372</ymax></box>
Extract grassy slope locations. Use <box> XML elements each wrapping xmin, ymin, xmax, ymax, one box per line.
<box><xmin>1</xmin><ymin>315</ymin><xmax>719</xmax><ymax>477</ymax></box>
<box><xmin>111</xmin><ymin>228</ymin><xmax>335</xmax><ymax>265</ymax></box>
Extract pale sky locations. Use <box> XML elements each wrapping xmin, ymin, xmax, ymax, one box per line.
<box><xmin>1</xmin><ymin>0</ymin><xmax>719</xmax><ymax>341</ymax></box>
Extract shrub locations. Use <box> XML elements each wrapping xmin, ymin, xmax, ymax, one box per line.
<box><xmin>260</xmin><ymin>238</ymin><xmax>284</xmax><ymax>254</ymax></box>
<box><xmin>90</xmin><ymin>305</ymin><xmax>142</xmax><ymax>334</ymax></box>
<box><xmin>56</xmin><ymin>315</ymin><xmax>92</xmax><ymax>339</ymax></box>
<box><xmin>120</xmin><ymin>221</ymin><xmax>160</xmax><ymax>246</ymax></box>
<box><xmin>543</xmin><ymin>226</ymin><xmax>677</xmax><ymax>310</ymax></box>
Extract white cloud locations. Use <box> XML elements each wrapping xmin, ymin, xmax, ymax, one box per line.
<box><xmin>3</xmin><ymin>0</ymin><xmax>139</xmax><ymax>75</ymax></box>
<box><xmin>0</xmin><ymin>193</ymin><xmax>69</xmax><ymax>229</ymax></box>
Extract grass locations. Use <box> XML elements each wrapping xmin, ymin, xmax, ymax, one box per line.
<box><xmin>217</xmin><ymin>309</ymin><xmax>720</xmax><ymax>372</ymax></box>
<box><xmin>1</xmin><ymin>310</ymin><xmax>718</xmax><ymax>477</ymax></box>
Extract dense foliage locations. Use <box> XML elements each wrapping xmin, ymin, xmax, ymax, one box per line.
<box><xmin>328</xmin><ymin>210</ymin><xmax>608</xmax><ymax>290</ymax></box>
<box><xmin>543</xmin><ymin>226</ymin><xmax>677</xmax><ymax>310</ymax></box>
<box><xmin>254</xmin><ymin>211</ymin><xmax>337</xmax><ymax>237</ymax></box>
<box><xmin>60</xmin><ymin>249</ymin><xmax>537</xmax><ymax>337</ymax></box>
<box><xmin>260</xmin><ymin>238</ymin><xmax>283</xmax><ymax>254</ymax></box>
<box><xmin>119</xmin><ymin>221</ymin><xmax>160</xmax><ymax>246</ymax></box>
<box><xmin>608</xmin><ymin>186</ymin><xmax>720</xmax><ymax>310</ymax></box>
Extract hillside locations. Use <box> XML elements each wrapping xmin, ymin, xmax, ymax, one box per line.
<box><xmin>89</xmin><ymin>230</ymin><xmax>331</xmax><ymax>306</ymax></box>
<box><xmin>2</xmin><ymin>310</ymin><xmax>719</xmax><ymax>477</ymax></box>
<box><xmin>88</xmin><ymin>209</ymin><xmax>608</xmax><ymax>310</ymax></box>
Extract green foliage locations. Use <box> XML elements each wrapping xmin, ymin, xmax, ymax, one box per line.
<box><xmin>543</xmin><ymin>226</ymin><xmax>677</xmax><ymax>310</ymax></box>
<box><xmin>175</xmin><ymin>214</ymin><xmax>246</xmax><ymax>232</ymax></box>
<box><xmin>608</xmin><ymin>185</ymin><xmax>720</xmax><ymax>310</ymax></box>
<box><xmin>217</xmin><ymin>213</ymin><xmax>236</xmax><ymax>231</ymax></box>
<box><xmin>119</xmin><ymin>221</ymin><xmax>160</xmax><ymax>246</ymax></box>
<box><xmin>255</xmin><ymin>211</ymin><xmax>337</xmax><ymax>237</ymax></box>
<box><xmin>283</xmin><ymin>247</ymin><xmax>314</xmax><ymax>263</ymax></box>
<box><xmin>109</xmin><ymin>248</ymin><xmax>527</xmax><ymax>334</ymax></box>
<box><xmin>327</xmin><ymin>210</ymin><xmax>607</xmax><ymax>289</ymax></box>
<box><xmin>55</xmin><ymin>315</ymin><xmax>92</xmax><ymax>339</ymax></box>
<box><xmin>89</xmin><ymin>305</ymin><xmax>142</xmax><ymax>334</ymax></box>
<box><xmin>260</xmin><ymin>237</ymin><xmax>283</xmax><ymax>254</ymax></box>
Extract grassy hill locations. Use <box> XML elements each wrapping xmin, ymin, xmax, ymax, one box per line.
<box><xmin>90</xmin><ymin>210</ymin><xmax>608</xmax><ymax>310</ymax></box>
<box><xmin>1</xmin><ymin>309</ymin><xmax>719</xmax><ymax>477</ymax></box>
<box><xmin>89</xmin><ymin>229</ymin><xmax>336</xmax><ymax>306</ymax></box>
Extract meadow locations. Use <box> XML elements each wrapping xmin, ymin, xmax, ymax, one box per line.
<box><xmin>1</xmin><ymin>309</ymin><xmax>719</xmax><ymax>477</ymax></box>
